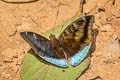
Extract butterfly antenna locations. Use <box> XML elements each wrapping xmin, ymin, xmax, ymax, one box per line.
<box><xmin>52</xmin><ymin>10</ymin><xmax>59</xmax><ymax>35</ymax></box>
<box><xmin>60</xmin><ymin>0</ymin><xmax>86</xmax><ymax>33</ymax></box>
<box><xmin>75</xmin><ymin>0</ymin><xmax>85</xmax><ymax>19</ymax></box>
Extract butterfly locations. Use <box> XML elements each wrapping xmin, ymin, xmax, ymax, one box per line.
<box><xmin>20</xmin><ymin>15</ymin><xmax>94</xmax><ymax>68</ymax></box>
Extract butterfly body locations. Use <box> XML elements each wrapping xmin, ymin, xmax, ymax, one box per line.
<box><xmin>20</xmin><ymin>15</ymin><xmax>94</xmax><ymax>68</ymax></box>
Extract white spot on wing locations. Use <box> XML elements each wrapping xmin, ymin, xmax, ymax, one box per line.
<box><xmin>25</xmin><ymin>32</ymin><xmax>27</xmax><ymax>35</ymax></box>
<box><xmin>33</xmin><ymin>34</ymin><xmax>37</xmax><ymax>39</ymax></box>
<box><xmin>73</xmin><ymin>23</ymin><xmax>79</xmax><ymax>29</ymax></box>
<box><xmin>82</xmin><ymin>16</ymin><xmax>86</xmax><ymax>21</ymax></box>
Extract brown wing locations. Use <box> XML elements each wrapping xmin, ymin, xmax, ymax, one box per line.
<box><xmin>20</xmin><ymin>32</ymin><xmax>66</xmax><ymax>59</ymax></box>
<box><xmin>58</xmin><ymin>15</ymin><xmax>94</xmax><ymax>57</ymax></box>
<box><xmin>20</xmin><ymin>32</ymin><xmax>68</xmax><ymax>67</ymax></box>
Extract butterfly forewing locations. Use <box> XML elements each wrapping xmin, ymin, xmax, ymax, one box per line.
<box><xmin>58</xmin><ymin>15</ymin><xmax>94</xmax><ymax>66</ymax></box>
<box><xmin>20</xmin><ymin>32</ymin><xmax>68</xmax><ymax>67</ymax></box>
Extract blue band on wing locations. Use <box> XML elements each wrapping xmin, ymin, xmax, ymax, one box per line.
<box><xmin>69</xmin><ymin>43</ymin><xmax>91</xmax><ymax>66</ymax></box>
<box><xmin>41</xmin><ymin>56</ymin><xmax>68</xmax><ymax>67</ymax></box>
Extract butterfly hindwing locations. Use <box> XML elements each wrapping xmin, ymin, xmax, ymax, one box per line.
<box><xmin>58</xmin><ymin>15</ymin><xmax>94</xmax><ymax>66</ymax></box>
<box><xmin>20</xmin><ymin>32</ymin><xmax>68</xmax><ymax>67</ymax></box>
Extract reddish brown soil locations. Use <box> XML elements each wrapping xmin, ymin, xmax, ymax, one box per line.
<box><xmin>0</xmin><ymin>0</ymin><xmax>120</xmax><ymax>80</ymax></box>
